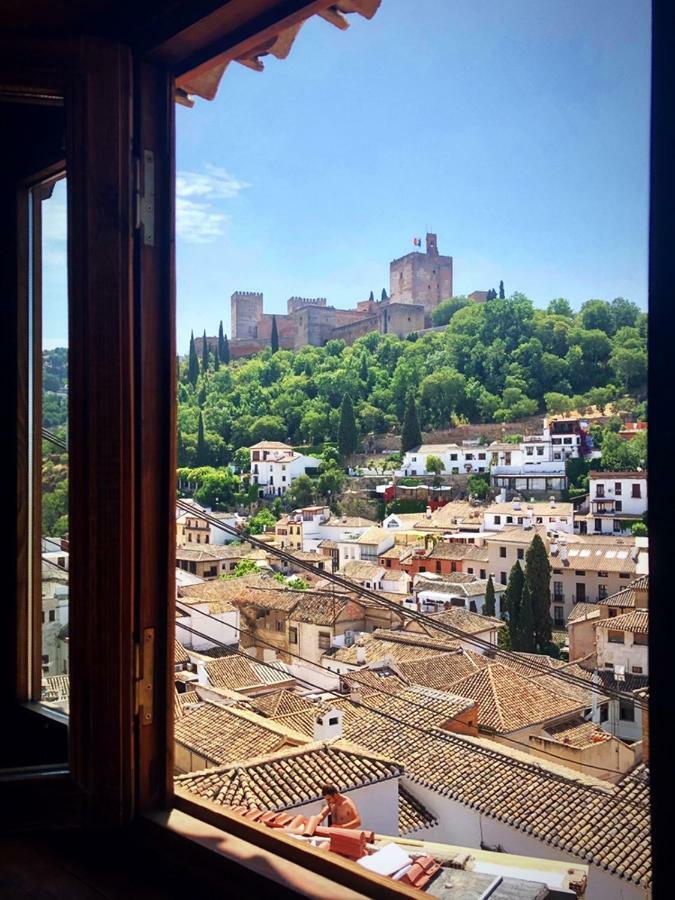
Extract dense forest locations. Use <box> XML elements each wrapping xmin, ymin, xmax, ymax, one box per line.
<box><xmin>176</xmin><ymin>294</ymin><xmax>647</xmax><ymax>468</ymax></box>
<box><xmin>40</xmin><ymin>293</ymin><xmax>647</xmax><ymax>530</ymax></box>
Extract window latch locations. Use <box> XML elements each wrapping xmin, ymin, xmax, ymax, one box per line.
<box><xmin>135</xmin><ymin>627</ymin><xmax>155</xmax><ymax>725</ymax></box>
<box><xmin>134</xmin><ymin>150</ymin><xmax>155</xmax><ymax>246</ymax></box>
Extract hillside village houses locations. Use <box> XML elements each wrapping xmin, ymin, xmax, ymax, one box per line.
<box><xmin>577</xmin><ymin>470</ymin><xmax>648</xmax><ymax>536</ymax></box>
<box><xmin>176</xmin><ymin>500</ymin><xmax>243</xmax><ymax>545</ymax></box>
<box><xmin>249</xmin><ymin>440</ymin><xmax>321</xmax><ymax>497</ymax></box>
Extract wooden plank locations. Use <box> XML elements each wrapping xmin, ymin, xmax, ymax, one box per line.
<box><xmin>133</xmin><ymin>59</ymin><xmax>177</xmax><ymax>813</ymax></box>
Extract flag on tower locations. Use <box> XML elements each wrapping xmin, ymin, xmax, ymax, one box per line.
<box><xmin>413</xmin><ymin>237</ymin><xmax>421</xmax><ymax>247</ymax></box>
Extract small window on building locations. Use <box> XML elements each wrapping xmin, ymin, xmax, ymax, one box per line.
<box><xmin>329</xmin><ymin>716</ymin><xmax>339</xmax><ymax>726</ymax></box>
<box><xmin>289</xmin><ymin>627</ymin><xmax>298</xmax><ymax>644</ymax></box>
<box><xmin>632</xmin><ymin>484</ymin><xmax>641</xmax><ymax>498</ymax></box>
<box><xmin>619</xmin><ymin>573</ymin><xmax>631</xmax><ymax>579</ymax></box>
<box><xmin>608</xmin><ymin>630</ymin><xmax>624</xmax><ymax>644</ymax></box>
<box><xmin>49</xmin><ymin>610</ymin><xmax>56</xmax><ymax>622</ymax></box>
<box><xmin>467</xmin><ymin>567</ymin><xmax>474</xmax><ymax>575</ymax></box>
<box><xmin>619</xmin><ymin>699</ymin><xmax>635</xmax><ymax>721</ymax></box>
<box><xmin>600</xmin><ymin>703</ymin><xmax>609</xmax><ymax>722</ymax></box>
<box><xmin>506</xmin><ymin>516</ymin><xmax>513</xmax><ymax>524</ymax></box>
<box><xmin>494</xmin><ymin>515</ymin><xmax>501</xmax><ymax>525</ymax></box>
<box><xmin>500</xmin><ymin>571</ymin><xmax>507</xmax><ymax>585</ymax></box>
<box><xmin>614</xmin><ymin>501</ymin><xmax>622</xmax><ymax>512</ymax></box>
<box><xmin>615</xmin><ymin>482</ymin><xmax>622</xmax><ymax>495</ymax></box>
<box><xmin>575</xmin><ymin>570</ymin><xmax>586</xmax><ymax>576</ymax></box>
<box><xmin>480</xmin><ymin>569</ymin><xmax>486</xmax><ymax>580</ymax></box>
<box><xmin>598</xmin><ymin>585</ymin><xmax>607</xmax><ymax>600</ymax></box>
<box><xmin>597</xmin><ymin>570</ymin><xmax>609</xmax><ymax>578</ymax></box>
<box><xmin>634</xmin><ymin>633</ymin><xmax>648</xmax><ymax>646</ymax></box>
<box><xmin>318</xmin><ymin>632</ymin><xmax>331</xmax><ymax>650</ymax></box>
<box><xmin>553</xmin><ymin>606</ymin><xmax>565</xmax><ymax>628</ymax></box>
<box><xmin>632</xmin><ymin>666</ymin><xmax>643</xmax><ymax>674</ymax></box>
<box><xmin>499</xmin><ymin>547</ymin><xmax>506</xmax><ymax>558</ymax></box>
<box><xmin>517</xmin><ymin>548</ymin><xmax>524</xmax><ymax>560</ymax></box>
<box><xmin>276</xmin><ymin>621</ymin><xmax>284</xmax><ymax>633</ymax></box>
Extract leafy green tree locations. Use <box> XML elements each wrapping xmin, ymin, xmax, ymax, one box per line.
<box><xmin>194</xmin><ymin>470</ymin><xmax>240</xmax><ymax>509</ymax></box>
<box><xmin>287</xmin><ymin>474</ymin><xmax>315</xmax><ymax>508</ymax></box>
<box><xmin>316</xmin><ymin>462</ymin><xmax>346</xmax><ymax>499</ymax></box>
<box><xmin>579</xmin><ymin>299</ymin><xmax>615</xmax><ymax>335</ymax></box>
<box><xmin>337</xmin><ymin>394</ymin><xmax>358</xmax><ymax>459</ymax></box>
<box><xmin>517</xmin><ymin>582</ymin><xmax>536</xmax><ymax>651</ymax></box>
<box><xmin>425</xmin><ymin>455</ymin><xmax>444</xmax><ymax>475</ymax></box>
<box><xmin>202</xmin><ymin>330</ymin><xmax>209</xmax><ymax>373</ymax></box>
<box><xmin>249</xmin><ymin>415</ymin><xmax>287</xmax><ymax>444</ymax></box>
<box><xmin>431</xmin><ymin>297</ymin><xmax>470</xmax><ymax>327</ymax></box>
<box><xmin>610</xmin><ymin>297</ymin><xmax>641</xmax><ymax>330</ymax></box>
<box><xmin>547</xmin><ymin>298</ymin><xmax>574</xmax><ymax>317</ymax></box>
<box><xmin>483</xmin><ymin>575</ymin><xmax>496</xmax><ymax>616</ymax></box>
<box><xmin>631</xmin><ymin>522</ymin><xmax>648</xmax><ymax>537</ymax></box>
<box><xmin>525</xmin><ymin>534</ymin><xmax>552</xmax><ymax>650</ymax></box>
<box><xmin>225</xmin><ymin>559</ymin><xmax>261</xmax><ymax>578</ymax></box>
<box><xmin>271</xmin><ymin>315</ymin><xmax>279</xmax><ymax>353</ymax></box>
<box><xmin>467</xmin><ymin>474</ymin><xmax>490</xmax><ymax>499</ymax></box>
<box><xmin>504</xmin><ymin>561</ymin><xmax>524</xmax><ymax>648</ymax></box>
<box><xmin>401</xmin><ymin>393</ymin><xmax>422</xmax><ymax>452</ymax></box>
<box><xmin>610</xmin><ymin>347</ymin><xmax>647</xmax><ymax>392</ymax></box>
<box><xmin>177</xmin><ymin>427</ymin><xmax>187</xmax><ymax>466</ymax></box>
<box><xmin>188</xmin><ymin>331</ymin><xmax>199</xmax><ymax>387</ymax></box>
<box><xmin>498</xmin><ymin>280</ymin><xmax>505</xmax><ymax>300</ymax></box>
<box><xmin>249</xmin><ymin>508</ymin><xmax>277</xmax><ymax>534</ymax></box>
<box><xmin>233</xmin><ymin>447</ymin><xmax>250</xmax><ymax>472</ymax></box>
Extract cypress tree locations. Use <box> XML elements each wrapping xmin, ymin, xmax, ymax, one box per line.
<box><xmin>499</xmin><ymin>280</ymin><xmax>505</xmax><ymax>299</ymax></box>
<box><xmin>369</xmin><ymin>290</ymin><xmax>375</xmax><ymax>302</ymax></box>
<box><xmin>188</xmin><ymin>330</ymin><xmax>199</xmax><ymax>387</ymax></box>
<box><xmin>177</xmin><ymin>427</ymin><xmax>186</xmax><ymax>467</ymax></box>
<box><xmin>337</xmin><ymin>394</ymin><xmax>358</xmax><ymax>459</ymax></box>
<box><xmin>201</xmin><ymin>329</ymin><xmax>209</xmax><ymax>373</ymax></box>
<box><xmin>381</xmin><ymin>288</ymin><xmax>388</xmax><ymax>301</ymax></box>
<box><xmin>218</xmin><ymin>321</ymin><xmax>226</xmax><ymax>362</ymax></box>
<box><xmin>525</xmin><ymin>533</ymin><xmax>553</xmax><ymax>650</ymax></box>
<box><xmin>359</xmin><ymin>354</ymin><xmax>369</xmax><ymax>383</ymax></box>
<box><xmin>196</xmin><ymin>412</ymin><xmax>208</xmax><ymax>466</ymax></box>
<box><xmin>401</xmin><ymin>393</ymin><xmax>422</xmax><ymax>453</ymax></box>
<box><xmin>213</xmin><ymin>343</ymin><xmax>220</xmax><ymax>370</ymax></box>
<box><xmin>504</xmin><ymin>560</ymin><xmax>524</xmax><ymax>649</ymax></box>
<box><xmin>518</xmin><ymin>581</ymin><xmax>536</xmax><ymax>652</ymax></box>
<box><xmin>483</xmin><ymin>575</ymin><xmax>496</xmax><ymax>617</ymax></box>
<box><xmin>221</xmin><ymin>331</ymin><xmax>230</xmax><ymax>365</ymax></box>
<box><xmin>271</xmin><ymin>315</ymin><xmax>279</xmax><ymax>353</ymax></box>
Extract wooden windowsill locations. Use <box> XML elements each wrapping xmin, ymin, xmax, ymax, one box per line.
<box><xmin>143</xmin><ymin>795</ymin><xmax>425</xmax><ymax>899</ymax></box>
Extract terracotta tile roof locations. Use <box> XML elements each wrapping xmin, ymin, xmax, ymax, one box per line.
<box><xmin>343</xmin><ymin>560</ymin><xmax>386</xmax><ymax>581</ymax></box>
<box><xmin>174</xmin><ymin>689</ymin><xmax>200</xmax><ymax>719</ymax></box>
<box><xmin>544</xmin><ymin>717</ymin><xmax>612</xmax><ymax>749</ymax></box>
<box><xmin>203</xmin><ymin>655</ymin><xmax>293</xmax><ymax>692</ymax></box>
<box><xmin>248</xmin><ymin>689</ymin><xmax>316</xmax><ymax>719</ymax></box>
<box><xmin>175</xmin><ymin>740</ymin><xmax>402</xmax><ymax>811</ymax></box>
<box><xmin>337</xmin><ymin>719</ymin><xmax>651</xmax><ymax>887</ymax></box>
<box><xmin>414</xmin><ymin>607</ymin><xmax>505</xmax><ymax>635</ymax></box>
<box><xmin>355</xmin><ymin>526</ymin><xmax>393</xmax><ymax>544</ymax></box>
<box><xmin>448</xmin><ymin>663</ymin><xmax>584</xmax><ymax>733</ymax></box>
<box><xmin>427</xmin><ymin>542</ymin><xmax>488</xmax><ymax>561</ymax></box>
<box><xmin>343</xmin><ymin>677</ymin><xmax>476</xmax><ymax>733</ymax></box>
<box><xmin>176</xmin><ymin>543</ymin><xmax>252</xmax><ymax>562</ymax></box>
<box><xmin>177</xmin><ymin>582</ymin><xmax>237</xmax><ymax>614</ymax></box>
<box><xmin>566</xmin><ymin>602</ymin><xmax>602</xmax><ymax>624</ymax></box>
<box><xmin>596</xmin><ymin>609</ymin><xmax>649</xmax><ymax>635</ymax></box>
<box><xmin>397</xmin><ymin>651</ymin><xmax>491</xmax><ymax>692</ymax></box>
<box><xmin>42</xmin><ymin>674</ymin><xmax>70</xmax><ymax>702</ymax></box>
<box><xmin>551</xmin><ymin>537</ymin><xmax>639</xmax><ymax>574</ymax></box>
<box><xmin>174</xmin><ymin>702</ymin><xmax>308</xmax><ymax>765</ymax></box>
<box><xmin>379</xmin><ymin>544</ymin><xmax>417</xmax><ymax>560</ymax></box>
<box><xmin>174</xmin><ymin>639</ymin><xmax>190</xmax><ymax>664</ymax></box>
<box><xmin>249</xmin><ymin>441</ymin><xmax>293</xmax><ymax>450</ymax></box>
<box><xmin>492</xmin><ymin>655</ymin><xmax>594</xmax><ymax>706</ymax></box>
<box><xmin>597</xmin><ymin>669</ymin><xmax>649</xmax><ymax>693</ymax></box>
<box><xmin>414</xmin><ymin>572</ymin><xmax>476</xmax><ymax>588</ymax></box>
<box><xmin>288</xmin><ymin>594</ymin><xmax>361</xmax><ymax>626</ymax></box>
<box><xmin>329</xmin><ymin>630</ymin><xmax>460</xmax><ymax>665</ymax></box>
<box><xmin>398</xmin><ymin>786</ymin><xmax>438</xmax><ymax>835</ymax></box>
<box><xmin>602</xmin><ymin>576</ymin><xmax>649</xmax><ymax>609</ymax></box>
<box><xmin>324</xmin><ymin>515</ymin><xmax>377</xmax><ymax>528</ymax></box>
<box><xmin>485</xmin><ymin>526</ymin><xmax>549</xmax><ymax>545</ymax></box>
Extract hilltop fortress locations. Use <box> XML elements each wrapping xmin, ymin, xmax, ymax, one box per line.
<box><xmin>200</xmin><ymin>234</ymin><xmax>470</xmax><ymax>358</ymax></box>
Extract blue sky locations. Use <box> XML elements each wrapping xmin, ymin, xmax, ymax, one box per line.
<box><xmin>42</xmin><ymin>0</ymin><xmax>651</xmax><ymax>352</ymax></box>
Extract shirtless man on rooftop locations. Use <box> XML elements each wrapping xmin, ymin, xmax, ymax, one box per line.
<box><xmin>318</xmin><ymin>783</ymin><xmax>362</xmax><ymax>829</ymax></box>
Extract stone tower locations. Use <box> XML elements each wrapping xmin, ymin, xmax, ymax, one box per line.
<box><xmin>231</xmin><ymin>291</ymin><xmax>263</xmax><ymax>340</ymax></box>
<box><xmin>388</xmin><ymin>232</ymin><xmax>453</xmax><ymax>326</ymax></box>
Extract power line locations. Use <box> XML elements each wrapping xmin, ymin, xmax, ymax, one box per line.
<box><xmin>175</xmin><ymin>499</ymin><xmax>645</xmax><ymax>707</ymax></box>
<box><xmin>176</xmin><ymin>600</ymin><xmax>641</xmax><ymax>776</ymax></box>
<box><xmin>38</xmin><ymin>427</ymin><xmax>645</xmax><ymax>706</ymax></box>
<box><xmin>174</xmin><ymin>615</ymin><xmax>650</xmax><ymax>792</ymax></box>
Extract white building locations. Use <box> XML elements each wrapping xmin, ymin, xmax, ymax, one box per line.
<box><xmin>249</xmin><ymin>441</ymin><xmax>321</xmax><ymax>498</ymax></box>
<box><xmin>483</xmin><ymin>499</ymin><xmax>574</xmax><ymax>533</ymax></box>
<box><xmin>41</xmin><ymin>559</ymin><xmax>69</xmax><ymax>677</ymax></box>
<box><xmin>582</xmin><ymin>471</ymin><xmax>648</xmax><ymax>536</ymax></box>
<box><xmin>176</xmin><ymin>583</ymin><xmax>240</xmax><ymax>652</ymax></box>
<box><xmin>401</xmin><ymin>443</ymin><xmax>491</xmax><ymax>476</ymax></box>
<box><xmin>337</xmin><ymin>526</ymin><xmax>395</xmax><ymax>569</ymax></box>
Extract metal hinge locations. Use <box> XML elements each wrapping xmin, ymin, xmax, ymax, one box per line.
<box><xmin>135</xmin><ymin>627</ymin><xmax>155</xmax><ymax>725</ymax></box>
<box><xmin>134</xmin><ymin>150</ymin><xmax>155</xmax><ymax>246</ymax></box>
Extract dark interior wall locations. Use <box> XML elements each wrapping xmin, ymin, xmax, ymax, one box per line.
<box><xmin>0</xmin><ymin>100</ymin><xmax>68</xmax><ymax>766</ymax></box>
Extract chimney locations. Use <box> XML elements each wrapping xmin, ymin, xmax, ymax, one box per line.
<box><xmin>356</xmin><ymin>644</ymin><xmax>367</xmax><ymax>665</ymax></box>
<box><xmin>426</xmin><ymin>506</ymin><xmax>432</xmax><ymax>519</ymax></box>
<box><xmin>313</xmin><ymin>708</ymin><xmax>343</xmax><ymax>741</ymax></box>
<box><xmin>549</xmin><ymin>496</ymin><xmax>556</xmax><ymax>508</ymax></box>
<box><xmin>560</xmin><ymin>543</ymin><xmax>568</xmax><ymax>561</ymax></box>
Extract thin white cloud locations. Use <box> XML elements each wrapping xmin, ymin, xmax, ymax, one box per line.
<box><xmin>175</xmin><ymin>164</ymin><xmax>248</xmax><ymax>245</ymax></box>
<box><xmin>176</xmin><ymin>164</ymin><xmax>248</xmax><ymax>200</ymax></box>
